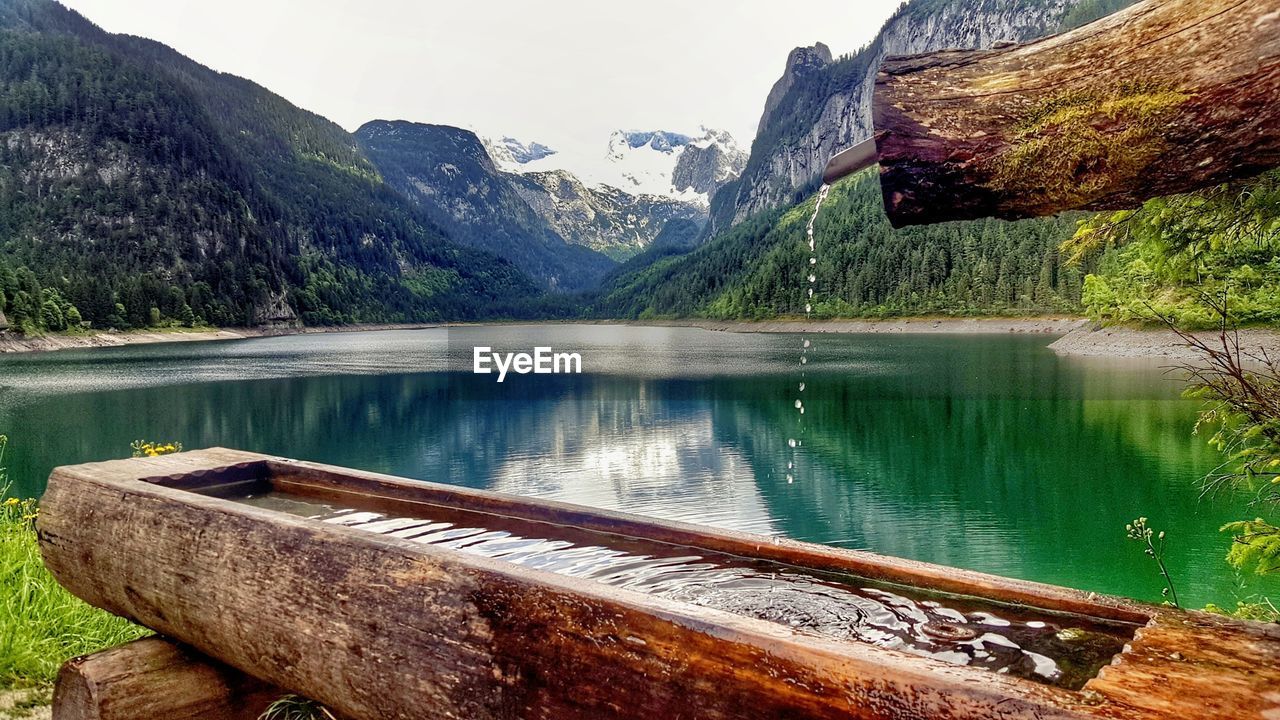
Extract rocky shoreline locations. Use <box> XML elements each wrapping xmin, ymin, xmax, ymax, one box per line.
<box><xmin>1046</xmin><ymin>325</ymin><xmax>1280</xmax><ymax>361</ymax></box>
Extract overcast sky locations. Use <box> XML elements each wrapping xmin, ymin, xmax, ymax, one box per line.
<box><xmin>59</xmin><ymin>0</ymin><xmax>904</xmax><ymax>154</ymax></box>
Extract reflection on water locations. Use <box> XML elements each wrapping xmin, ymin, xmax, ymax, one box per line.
<box><xmin>240</xmin><ymin>490</ymin><xmax>1136</xmax><ymax>690</ymax></box>
<box><xmin>0</xmin><ymin>325</ymin><xmax>1273</xmax><ymax>606</ymax></box>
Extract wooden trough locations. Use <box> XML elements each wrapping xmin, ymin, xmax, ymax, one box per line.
<box><xmin>38</xmin><ymin>449</ymin><xmax>1280</xmax><ymax>719</ymax></box>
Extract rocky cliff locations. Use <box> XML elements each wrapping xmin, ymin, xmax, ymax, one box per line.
<box><xmin>720</xmin><ymin>0</ymin><xmax>1089</xmax><ymax>230</ymax></box>
<box><xmin>507</xmin><ymin>169</ymin><xmax>705</xmax><ymax>261</ymax></box>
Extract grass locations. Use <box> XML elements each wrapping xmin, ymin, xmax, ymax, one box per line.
<box><xmin>0</xmin><ymin>435</ymin><xmax>149</xmax><ymax>700</ymax></box>
<box><xmin>0</xmin><ymin>437</ymin><xmax>329</xmax><ymax>720</ymax></box>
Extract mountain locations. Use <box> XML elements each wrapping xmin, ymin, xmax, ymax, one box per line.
<box><xmin>485</xmin><ymin>136</ymin><xmax>557</xmax><ymax>166</ymax></box>
<box><xmin>488</xmin><ymin>127</ymin><xmax>746</xmax><ymax>207</ymax></box>
<box><xmin>0</xmin><ymin>0</ymin><xmax>544</xmax><ymax>333</ymax></box>
<box><xmin>712</xmin><ymin>0</ymin><xmax>1102</xmax><ymax>234</ymax></box>
<box><xmin>355</xmin><ymin>120</ymin><xmax>614</xmax><ymax>291</ymax></box>
<box><xmin>505</xmin><ymin>170</ymin><xmax>705</xmax><ymax>261</ymax></box>
<box><xmin>590</xmin><ymin>170</ymin><xmax>1085</xmax><ymax>320</ymax></box>
<box><xmin>594</xmin><ymin>0</ymin><xmax>1137</xmax><ymax>321</ymax></box>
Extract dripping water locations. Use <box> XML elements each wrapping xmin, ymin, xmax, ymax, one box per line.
<box><xmin>787</xmin><ymin>183</ymin><xmax>831</xmax><ymax>485</ymax></box>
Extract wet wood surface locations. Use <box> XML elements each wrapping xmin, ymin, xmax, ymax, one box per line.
<box><xmin>52</xmin><ymin>637</ymin><xmax>282</xmax><ymax>720</ymax></box>
<box><xmin>871</xmin><ymin>0</ymin><xmax>1280</xmax><ymax>226</ymax></box>
<box><xmin>37</xmin><ymin>449</ymin><xmax>1280</xmax><ymax>720</ymax></box>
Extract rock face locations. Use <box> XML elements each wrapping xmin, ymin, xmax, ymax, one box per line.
<box><xmin>357</xmin><ymin>120</ymin><xmax>615</xmax><ymax>291</ymax></box>
<box><xmin>672</xmin><ymin>129</ymin><xmax>747</xmax><ymax>198</ymax></box>
<box><xmin>720</xmin><ymin>0</ymin><xmax>1088</xmax><ymax>230</ymax></box>
<box><xmin>0</xmin><ymin>309</ymin><xmax>9</xmax><ymax>331</ymax></box>
<box><xmin>507</xmin><ymin>170</ymin><xmax>705</xmax><ymax>261</ymax></box>
<box><xmin>755</xmin><ymin>43</ymin><xmax>833</xmax><ymax>138</ymax></box>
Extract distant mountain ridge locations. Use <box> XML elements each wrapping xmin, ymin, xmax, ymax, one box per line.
<box><xmin>356</xmin><ymin>120</ymin><xmax>614</xmax><ymax>291</ymax></box>
<box><xmin>486</xmin><ymin>127</ymin><xmax>746</xmax><ymax>206</ymax></box>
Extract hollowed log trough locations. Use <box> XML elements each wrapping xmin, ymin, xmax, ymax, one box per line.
<box><xmin>38</xmin><ymin>449</ymin><xmax>1280</xmax><ymax>719</ymax></box>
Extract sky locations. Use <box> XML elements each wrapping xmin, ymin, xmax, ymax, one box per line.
<box><xmin>58</xmin><ymin>0</ymin><xmax>904</xmax><ymax>156</ymax></box>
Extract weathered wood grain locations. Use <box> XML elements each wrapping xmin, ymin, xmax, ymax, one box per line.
<box><xmin>872</xmin><ymin>0</ymin><xmax>1280</xmax><ymax>226</ymax></box>
<box><xmin>52</xmin><ymin>637</ymin><xmax>283</xmax><ymax>720</ymax></box>
<box><xmin>35</xmin><ymin>449</ymin><xmax>1280</xmax><ymax>720</ymax></box>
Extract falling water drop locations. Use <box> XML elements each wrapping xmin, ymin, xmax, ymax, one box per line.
<box><xmin>786</xmin><ymin>183</ymin><xmax>831</xmax><ymax>490</ymax></box>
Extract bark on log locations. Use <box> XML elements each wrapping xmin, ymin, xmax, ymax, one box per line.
<box><xmin>52</xmin><ymin>637</ymin><xmax>283</xmax><ymax>720</ymax></box>
<box><xmin>872</xmin><ymin>0</ymin><xmax>1280</xmax><ymax>226</ymax></box>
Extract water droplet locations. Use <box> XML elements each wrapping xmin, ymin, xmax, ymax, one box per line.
<box><xmin>798</xmin><ymin>382</ymin><xmax>805</xmax><ymax>391</ymax></box>
<box><xmin>808</xmin><ymin>274</ymin><xmax>816</xmax><ymax>283</ymax></box>
<box><xmin>804</xmin><ymin>304</ymin><xmax>811</xmax><ymax>313</ymax></box>
<box><xmin>803</xmin><ymin>340</ymin><xmax>811</xmax><ymax>348</ymax></box>
<box><xmin>787</xmin><ymin>461</ymin><xmax>793</xmax><ymax>470</ymax></box>
<box><xmin>787</xmin><ymin>475</ymin><xmax>794</xmax><ymax>484</ymax></box>
<box><xmin>800</xmin><ymin>356</ymin><xmax>807</xmax><ymax>364</ymax></box>
<box><xmin>809</xmin><ymin>257</ymin><xmax>817</xmax><ymax>265</ymax></box>
<box><xmin>788</xmin><ymin>438</ymin><xmax>797</xmax><ymax>448</ymax></box>
<box><xmin>794</xmin><ymin>400</ymin><xmax>802</xmax><ymax>409</ymax></box>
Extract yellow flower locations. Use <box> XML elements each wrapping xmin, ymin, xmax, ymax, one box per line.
<box><xmin>3</xmin><ymin>498</ymin><xmax>19</xmax><ymax>507</ymax></box>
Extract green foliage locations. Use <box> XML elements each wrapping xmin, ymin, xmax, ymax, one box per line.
<box><xmin>1164</xmin><ymin>303</ymin><xmax>1280</xmax><ymax>600</ymax></box>
<box><xmin>0</xmin><ymin>436</ymin><xmax>149</xmax><ymax>690</ymax></box>
<box><xmin>593</xmin><ymin>171</ymin><xmax>1085</xmax><ymax>319</ymax></box>
<box><xmin>1222</xmin><ymin>519</ymin><xmax>1280</xmax><ymax>575</ymax></box>
<box><xmin>1205</xmin><ymin>599</ymin><xmax>1280</xmax><ymax>623</ymax></box>
<box><xmin>1069</xmin><ymin>171</ymin><xmax>1280</xmax><ymax>328</ymax></box>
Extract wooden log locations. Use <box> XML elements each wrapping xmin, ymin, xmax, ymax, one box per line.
<box><xmin>52</xmin><ymin>637</ymin><xmax>283</xmax><ymax>720</ymax></box>
<box><xmin>871</xmin><ymin>0</ymin><xmax>1280</xmax><ymax>226</ymax></box>
<box><xmin>35</xmin><ymin>449</ymin><xmax>1280</xmax><ymax>720</ymax></box>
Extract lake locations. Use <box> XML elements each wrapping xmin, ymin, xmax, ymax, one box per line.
<box><xmin>0</xmin><ymin>324</ymin><xmax>1272</xmax><ymax>607</ymax></box>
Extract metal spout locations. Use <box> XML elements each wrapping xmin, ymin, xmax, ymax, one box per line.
<box><xmin>821</xmin><ymin>137</ymin><xmax>879</xmax><ymax>185</ymax></box>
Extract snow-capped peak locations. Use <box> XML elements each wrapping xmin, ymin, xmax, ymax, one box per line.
<box><xmin>486</xmin><ymin>127</ymin><xmax>745</xmax><ymax>206</ymax></box>
<box><xmin>485</xmin><ymin>136</ymin><xmax>557</xmax><ymax>171</ymax></box>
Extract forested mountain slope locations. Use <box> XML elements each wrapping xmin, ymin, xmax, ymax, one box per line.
<box><xmin>590</xmin><ymin>172</ymin><xmax>1085</xmax><ymax>319</ymax></box>
<box><xmin>0</xmin><ymin>0</ymin><xmax>541</xmax><ymax>332</ymax></box>
<box><xmin>356</xmin><ymin>120</ymin><xmax>615</xmax><ymax>292</ymax></box>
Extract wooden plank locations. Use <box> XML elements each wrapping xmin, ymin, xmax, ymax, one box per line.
<box><xmin>871</xmin><ymin>0</ymin><xmax>1280</xmax><ymax>226</ymax></box>
<box><xmin>52</xmin><ymin>637</ymin><xmax>283</xmax><ymax>720</ymax></box>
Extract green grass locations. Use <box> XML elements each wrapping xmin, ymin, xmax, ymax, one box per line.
<box><xmin>0</xmin><ymin>436</ymin><xmax>149</xmax><ymax>693</ymax></box>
